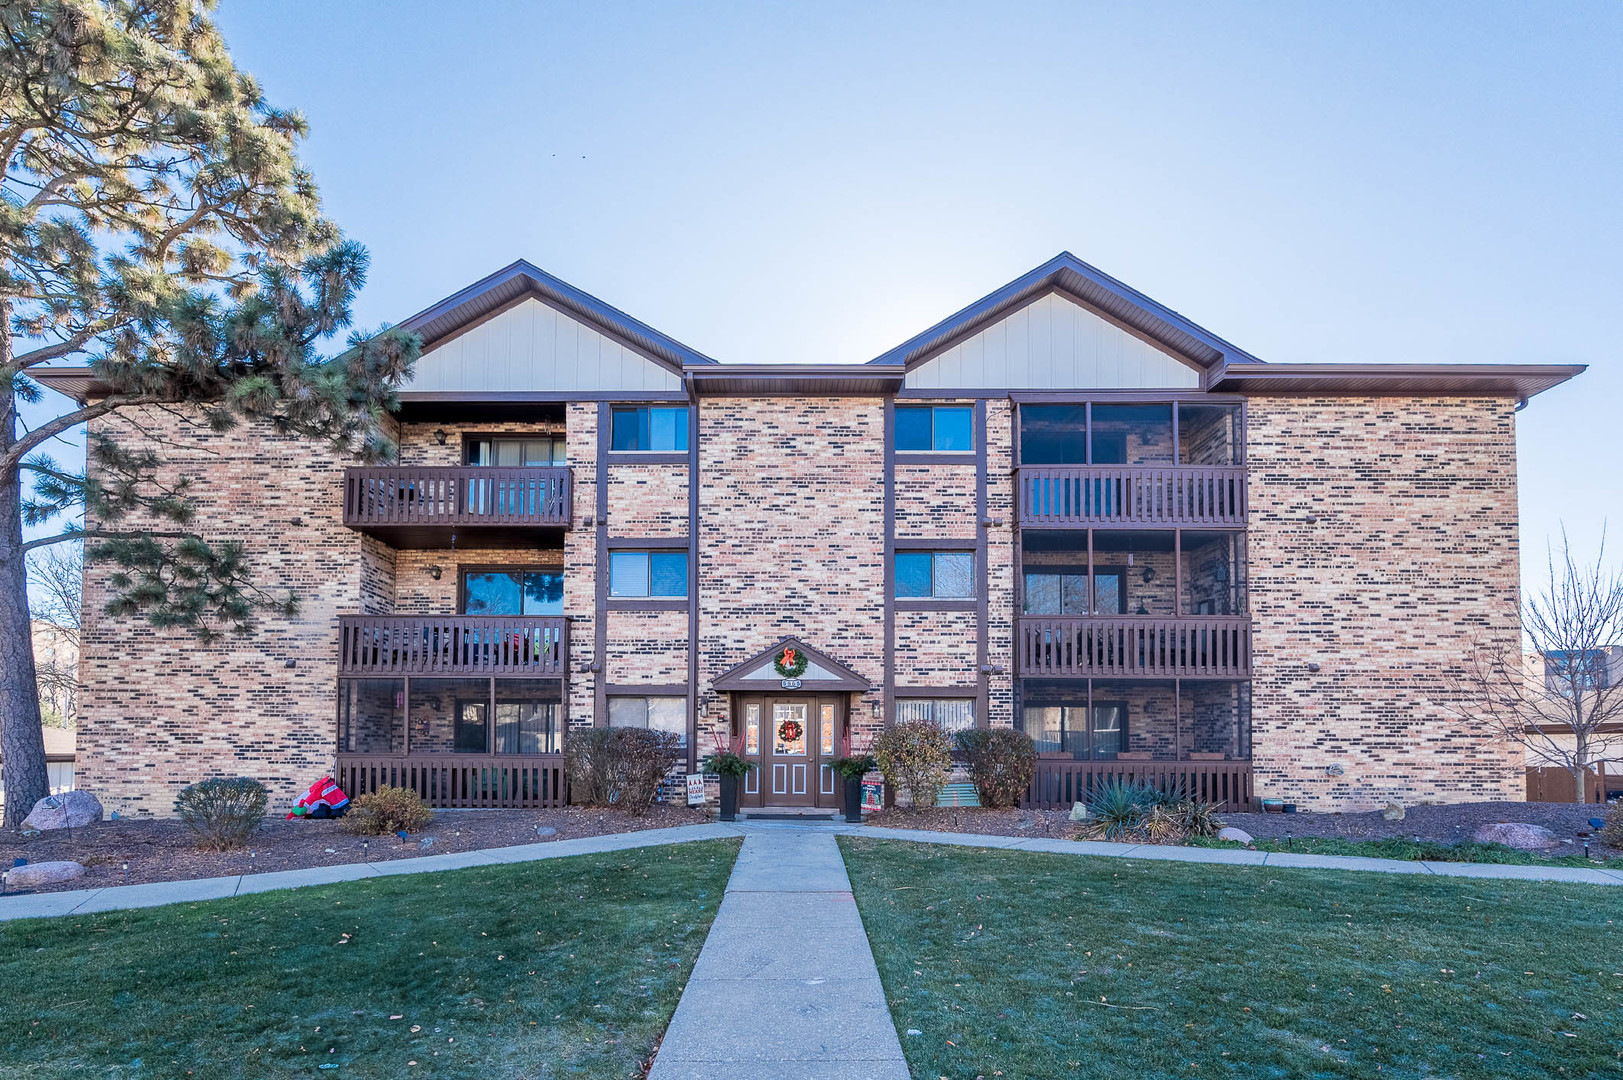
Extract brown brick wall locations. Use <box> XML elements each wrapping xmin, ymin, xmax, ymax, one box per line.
<box><xmin>894</xmin><ymin>463</ymin><xmax>976</xmax><ymax>540</ymax></box>
<box><xmin>605</xmin><ymin>610</ymin><xmax>690</xmax><ymax>684</ymax></box>
<box><xmin>608</xmin><ymin>464</ymin><xmax>690</xmax><ymax>538</ymax></box>
<box><xmin>76</xmin><ymin>408</ymin><xmax>370</xmax><ymax>815</ymax></box>
<box><xmin>697</xmin><ymin>397</ymin><xmax>885</xmax><ymax>751</ymax></box>
<box><xmin>1246</xmin><ymin>395</ymin><xmax>1523</xmax><ymax>810</ymax></box>
<box><xmin>563</xmin><ymin>403</ymin><xmax>598</xmax><ymax>729</ymax></box>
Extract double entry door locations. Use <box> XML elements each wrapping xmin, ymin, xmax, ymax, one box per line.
<box><xmin>733</xmin><ymin>694</ymin><xmax>845</xmax><ymax>808</ymax></box>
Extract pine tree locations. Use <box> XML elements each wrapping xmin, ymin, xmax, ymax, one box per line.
<box><xmin>0</xmin><ymin>2</ymin><xmax>418</xmax><ymax>824</ymax></box>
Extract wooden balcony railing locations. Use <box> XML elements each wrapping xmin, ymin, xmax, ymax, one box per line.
<box><xmin>342</xmin><ymin>466</ymin><xmax>571</xmax><ymax>544</ymax></box>
<box><xmin>338</xmin><ymin>615</ymin><xmax>568</xmax><ymax>677</ymax></box>
<box><xmin>1016</xmin><ymin>615</ymin><xmax>1251</xmax><ymax>679</ymax></box>
<box><xmin>336</xmin><ymin>752</ymin><xmax>568</xmax><ymax>809</ymax></box>
<box><xmin>1025</xmin><ymin>759</ymin><xmax>1254</xmax><ymax>811</ymax></box>
<box><xmin>1018</xmin><ymin>465</ymin><xmax>1246</xmax><ymax>527</ymax></box>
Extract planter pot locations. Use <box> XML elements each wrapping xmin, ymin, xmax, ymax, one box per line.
<box><xmin>719</xmin><ymin>774</ymin><xmax>740</xmax><ymax>822</ymax></box>
<box><xmin>842</xmin><ymin>776</ymin><xmax>864</xmax><ymax>823</ymax></box>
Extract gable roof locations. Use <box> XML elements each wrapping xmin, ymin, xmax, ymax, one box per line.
<box><xmin>400</xmin><ymin>259</ymin><xmax>719</xmax><ymax>374</ymax></box>
<box><xmin>711</xmin><ymin>636</ymin><xmax>873</xmax><ymax>693</ymax></box>
<box><xmin>868</xmin><ymin>252</ymin><xmax>1264</xmax><ymax>371</ymax></box>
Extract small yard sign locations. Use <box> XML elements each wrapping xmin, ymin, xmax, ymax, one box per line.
<box><xmin>686</xmin><ymin>773</ymin><xmax>707</xmax><ymax>806</ymax></box>
<box><xmin>861</xmin><ymin>781</ymin><xmax>884</xmax><ymax>810</ymax></box>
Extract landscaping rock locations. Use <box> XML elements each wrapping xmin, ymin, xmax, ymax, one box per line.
<box><xmin>1382</xmin><ymin>802</ymin><xmax>1405</xmax><ymax>821</ymax></box>
<box><xmin>534</xmin><ymin>826</ymin><xmax>558</xmax><ymax>838</ymax></box>
<box><xmin>22</xmin><ymin>791</ymin><xmax>104</xmax><ymax>832</ymax></box>
<box><xmin>1068</xmin><ymin>802</ymin><xmax>1090</xmax><ymax>822</ymax></box>
<box><xmin>1217</xmin><ymin>826</ymin><xmax>1253</xmax><ymax>844</ymax></box>
<box><xmin>4</xmin><ymin>861</ymin><xmax>85</xmax><ymax>889</ymax></box>
<box><xmin>1472</xmin><ymin>822</ymin><xmax>1560</xmax><ymax>850</ymax></box>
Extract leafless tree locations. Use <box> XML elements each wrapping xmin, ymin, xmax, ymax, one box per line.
<box><xmin>27</xmin><ymin>542</ymin><xmax>81</xmax><ymax>727</ymax></box>
<box><xmin>1452</xmin><ymin>529</ymin><xmax>1623</xmax><ymax>803</ymax></box>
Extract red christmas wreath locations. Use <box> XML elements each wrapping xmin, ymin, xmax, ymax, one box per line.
<box><xmin>777</xmin><ymin>719</ymin><xmax>804</xmax><ymax>743</ymax></box>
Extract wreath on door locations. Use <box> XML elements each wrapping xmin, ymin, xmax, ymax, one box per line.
<box><xmin>777</xmin><ymin>719</ymin><xmax>804</xmax><ymax>743</ymax></box>
<box><xmin>772</xmin><ymin>645</ymin><xmax>809</xmax><ymax>679</ymax></box>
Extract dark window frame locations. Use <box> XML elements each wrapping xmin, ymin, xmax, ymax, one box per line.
<box><xmin>894</xmin><ymin>549</ymin><xmax>976</xmax><ymax>600</ymax></box>
<box><xmin>609</xmin><ymin>404</ymin><xmax>690</xmax><ymax>453</ymax></box>
<box><xmin>608</xmin><ymin>549</ymin><xmax>690</xmax><ymax>599</ymax></box>
<box><xmin>894</xmin><ymin>404</ymin><xmax>975</xmax><ymax>454</ymax></box>
<box><xmin>457</xmin><ymin>566</ymin><xmax>565</xmax><ymax>616</ymax></box>
<box><xmin>461</xmin><ymin>432</ymin><xmax>567</xmax><ymax>467</ymax></box>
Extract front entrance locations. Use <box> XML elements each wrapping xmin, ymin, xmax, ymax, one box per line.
<box><xmin>733</xmin><ymin>693</ymin><xmax>845</xmax><ymax>808</ymax></box>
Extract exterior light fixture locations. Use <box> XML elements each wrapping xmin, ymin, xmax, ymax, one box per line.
<box><xmin>1142</xmin><ymin>567</ymin><xmax>1156</xmax><ymax>583</ymax></box>
<box><xmin>434</xmin><ymin>429</ymin><xmax>449</xmax><ymax>445</ymax></box>
<box><xmin>426</xmin><ymin>565</ymin><xmax>443</xmax><ymax>580</ymax></box>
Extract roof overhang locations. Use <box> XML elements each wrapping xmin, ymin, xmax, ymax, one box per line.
<box><xmin>712</xmin><ymin>636</ymin><xmax>873</xmax><ymax>693</ymax></box>
<box><xmin>686</xmin><ymin>364</ymin><xmax>905</xmax><ymax>396</ymax></box>
<box><xmin>868</xmin><ymin>252</ymin><xmax>1264</xmax><ymax>371</ymax></box>
<box><xmin>400</xmin><ymin>259</ymin><xmax>719</xmax><ymax>374</ymax></box>
<box><xmin>1205</xmin><ymin>362</ymin><xmax>1585</xmax><ymax>400</ymax></box>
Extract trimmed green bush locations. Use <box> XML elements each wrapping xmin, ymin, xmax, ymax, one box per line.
<box><xmin>341</xmin><ymin>786</ymin><xmax>434</xmax><ymax>835</ymax></box>
<box><xmin>174</xmin><ymin>777</ymin><xmax>268</xmax><ymax>851</ymax></box>
<box><xmin>565</xmin><ymin>728</ymin><xmax>683</xmax><ymax>813</ymax></box>
<box><xmin>955</xmin><ymin>729</ymin><xmax>1036</xmax><ymax>808</ymax></box>
<box><xmin>872</xmin><ymin>721</ymin><xmax>953</xmax><ymax>808</ymax></box>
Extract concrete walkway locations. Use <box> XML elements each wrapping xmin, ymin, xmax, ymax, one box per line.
<box><xmin>4</xmin><ymin>818</ymin><xmax>1619</xmax><ymax>924</ymax></box>
<box><xmin>647</xmin><ymin>825</ymin><xmax>909</xmax><ymax>1080</ymax></box>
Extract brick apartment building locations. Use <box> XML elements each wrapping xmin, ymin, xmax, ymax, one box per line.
<box><xmin>37</xmin><ymin>253</ymin><xmax>1583</xmax><ymax>815</ymax></box>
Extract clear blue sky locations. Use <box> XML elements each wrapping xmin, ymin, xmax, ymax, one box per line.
<box><xmin>28</xmin><ymin>1</ymin><xmax>1623</xmax><ymax>592</ymax></box>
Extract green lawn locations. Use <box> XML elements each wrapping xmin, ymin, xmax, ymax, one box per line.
<box><xmin>0</xmin><ymin>838</ymin><xmax>741</xmax><ymax>1080</ymax></box>
<box><xmin>1187</xmin><ymin>834</ymin><xmax>1623</xmax><ymax>869</ymax></box>
<box><xmin>841</xmin><ymin>837</ymin><xmax>1623</xmax><ymax>1079</ymax></box>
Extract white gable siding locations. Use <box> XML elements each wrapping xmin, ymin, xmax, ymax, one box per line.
<box><xmin>403</xmin><ymin>297</ymin><xmax>683</xmax><ymax>394</ymax></box>
<box><xmin>904</xmin><ymin>292</ymin><xmax>1200</xmax><ymax>390</ymax></box>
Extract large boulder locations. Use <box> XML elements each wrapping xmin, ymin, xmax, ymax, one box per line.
<box><xmin>1382</xmin><ymin>802</ymin><xmax>1405</xmax><ymax>821</ymax></box>
<box><xmin>1217</xmin><ymin>826</ymin><xmax>1253</xmax><ymax>845</ymax></box>
<box><xmin>21</xmin><ymin>791</ymin><xmax>104</xmax><ymax>832</ymax></box>
<box><xmin>4</xmin><ymin>861</ymin><xmax>85</xmax><ymax>889</ymax></box>
<box><xmin>1473</xmin><ymin>822</ymin><xmax>1560</xmax><ymax>850</ymax></box>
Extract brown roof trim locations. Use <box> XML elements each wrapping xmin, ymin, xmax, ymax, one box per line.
<box><xmin>684</xmin><ymin>364</ymin><xmax>905</xmax><ymax>396</ymax></box>
<box><xmin>1205</xmin><ymin>362</ymin><xmax>1585</xmax><ymax>400</ymax></box>
<box><xmin>28</xmin><ymin>366</ymin><xmax>103</xmax><ymax>403</ymax></box>
<box><xmin>712</xmin><ymin>635</ymin><xmax>873</xmax><ymax>692</ymax></box>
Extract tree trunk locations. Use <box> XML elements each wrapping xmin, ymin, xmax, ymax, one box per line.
<box><xmin>0</xmin><ymin>392</ymin><xmax>50</xmax><ymax>827</ymax></box>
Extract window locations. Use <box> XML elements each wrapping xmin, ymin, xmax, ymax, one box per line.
<box><xmin>895</xmin><ymin>697</ymin><xmax>976</xmax><ymax>734</ymax></box>
<box><xmin>1022</xmin><ymin>569</ymin><xmax>1124</xmax><ymax>615</ymax></box>
<box><xmin>611</xmin><ymin>406</ymin><xmax>688</xmax><ymax>452</ymax></box>
<box><xmin>1178</xmin><ymin>403</ymin><xmax>1242</xmax><ymax>466</ymax></box>
<box><xmin>495</xmin><ymin>680</ymin><xmax>562</xmax><ymax>754</ymax></box>
<box><xmin>1019</xmin><ymin>405</ymin><xmax>1087</xmax><ymax>465</ymax></box>
<box><xmin>609</xmin><ymin>551</ymin><xmax>688</xmax><ymax>598</ymax></box>
<box><xmin>466</xmin><ymin>436</ymin><xmax>565</xmax><ymax>466</ymax></box>
<box><xmin>609</xmin><ymin>695</ymin><xmax>688</xmax><ymax>746</ymax></box>
<box><xmin>1020</xmin><ymin>701</ymin><xmax>1126</xmax><ymax>759</ymax></box>
<box><xmin>895</xmin><ymin>406</ymin><xmax>973</xmax><ymax>452</ymax></box>
<box><xmin>895</xmin><ymin>551</ymin><xmax>974</xmax><ymax>599</ymax></box>
<box><xmin>461</xmin><ymin>570</ymin><xmax>563</xmax><ymax>616</ymax></box>
<box><xmin>1090</xmin><ymin>404</ymin><xmax>1173</xmax><ymax>465</ymax></box>
<box><xmin>454</xmin><ymin>700</ymin><xmax>489</xmax><ymax>753</ymax></box>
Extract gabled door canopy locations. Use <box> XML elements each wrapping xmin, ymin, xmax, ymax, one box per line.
<box><xmin>712</xmin><ymin>636</ymin><xmax>873</xmax><ymax>692</ymax></box>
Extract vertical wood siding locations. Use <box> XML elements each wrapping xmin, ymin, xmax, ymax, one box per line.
<box><xmin>905</xmin><ymin>292</ymin><xmax>1201</xmax><ymax>390</ymax></box>
<box><xmin>403</xmin><ymin>297</ymin><xmax>683</xmax><ymax>394</ymax></box>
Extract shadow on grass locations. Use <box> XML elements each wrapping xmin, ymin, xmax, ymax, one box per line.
<box><xmin>0</xmin><ymin>838</ymin><xmax>742</xmax><ymax>1080</ymax></box>
<box><xmin>840</xmin><ymin>836</ymin><xmax>1621</xmax><ymax>1080</ymax></box>
<box><xmin>1186</xmin><ymin>834</ymin><xmax>1623</xmax><ymax>868</ymax></box>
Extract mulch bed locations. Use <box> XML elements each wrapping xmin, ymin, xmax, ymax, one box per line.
<box><xmin>0</xmin><ymin>804</ymin><xmax>712</xmax><ymax>895</ymax></box>
<box><xmin>866</xmin><ymin>800</ymin><xmax>1622</xmax><ymax>858</ymax></box>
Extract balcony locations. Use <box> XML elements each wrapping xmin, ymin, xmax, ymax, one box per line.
<box><xmin>1016</xmin><ymin>615</ymin><xmax>1251</xmax><ymax>679</ymax></box>
<box><xmin>338</xmin><ymin>614</ymin><xmax>568</xmax><ymax>677</ymax></box>
<box><xmin>1017</xmin><ymin>465</ymin><xmax>1246</xmax><ymax>528</ymax></box>
<box><xmin>342</xmin><ymin>466</ymin><xmax>572</xmax><ymax>548</ymax></box>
